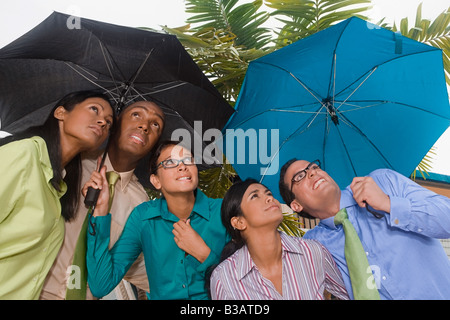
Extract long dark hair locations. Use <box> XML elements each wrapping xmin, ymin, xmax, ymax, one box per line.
<box><xmin>205</xmin><ymin>178</ymin><xmax>259</xmax><ymax>296</ymax></box>
<box><xmin>0</xmin><ymin>90</ymin><xmax>113</xmax><ymax>222</ymax></box>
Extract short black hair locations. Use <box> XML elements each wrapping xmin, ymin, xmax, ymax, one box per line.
<box><xmin>279</xmin><ymin>158</ymin><xmax>315</xmax><ymax>219</ymax></box>
<box><xmin>148</xmin><ymin>139</ymin><xmax>193</xmax><ymax>176</ymax></box>
<box><xmin>279</xmin><ymin>158</ymin><xmax>298</xmax><ymax>206</ymax></box>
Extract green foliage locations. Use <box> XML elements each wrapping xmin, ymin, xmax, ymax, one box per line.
<box><xmin>389</xmin><ymin>4</ymin><xmax>450</xmax><ymax>85</ymax></box>
<box><xmin>411</xmin><ymin>147</ymin><xmax>437</xmax><ymax>181</ymax></box>
<box><xmin>266</xmin><ymin>0</ymin><xmax>371</xmax><ymax>46</ymax></box>
<box><xmin>198</xmin><ymin>157</ymin><xmax>237</xmax><ymax>198</ymax></box>
<box><xmin>185</xmin><ymin>0</ymin><xmax>272</xmax><ymax>50</ymax></box>
<box><xmin>278</xmin><ymin>212</ymin><xmax>305</xmax><ymax>237</ymax></box>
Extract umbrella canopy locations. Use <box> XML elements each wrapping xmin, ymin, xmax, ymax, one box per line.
<box><xmin>223</xmin><ymin>17</ymin><xmax>450</xmax><ymax>202</ymax></box>
<box><xmin>0</xmin><ymin>12</ymin><xmax>234</xmax><ymax>187</ymax></box>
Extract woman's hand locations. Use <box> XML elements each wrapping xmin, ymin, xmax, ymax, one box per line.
<box><xmin>82</xmin><ymin>156</ymin><xmax>110</xmax><ymax>216</ymax></box>
<box><xmin>172</xmin><ymin>219</ymin><xmax>211</xmax><ymax>263</ymax></box>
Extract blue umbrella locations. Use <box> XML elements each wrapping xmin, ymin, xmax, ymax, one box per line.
<box><xmin>223</xmin><ymin>17</ymin><xmax>450</xmax><ymax>202</ymax></box>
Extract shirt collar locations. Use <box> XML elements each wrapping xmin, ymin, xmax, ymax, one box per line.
<box><xmin>235</xmin><ymin>232</ymin><xmax>303</xmax><ymax>280</ymax></box>
<box><xmin>320</xmin><ymin>188</ymin><xmax>357</xmax><ymax>230</ymax></box>
<box><xmin>104</xmin><ymin>154</ymin><xmax>135</xmax><ymax>192</ymax></box>
<box><xmin>143</xmin><ymin>189</ymin><xmax>211</xmax><ymax>221</ymax></box>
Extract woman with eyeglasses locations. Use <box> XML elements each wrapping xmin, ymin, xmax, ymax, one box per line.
<box><xmin>85</xmin><ymin>140</ymin><xmax>230</xmax><ymax>300</ymax></box>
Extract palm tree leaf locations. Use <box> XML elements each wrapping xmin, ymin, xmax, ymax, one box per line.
<box><xmin>267</xmin><ymin>0</ymin><xmax>371</xmax><ymax>43</ymax></box>
<box><xmin>278</xmin><ymin>212</ymin><xmax>304</xmax><ymax>237</ymax></box>
<box><xmin>198</xmin><ymin>155</ymin><xmax>237</xmax><ymax>198</ymax></box>
<box><xmin>185</xmin><ymin>0</ymin><xmax>271</xmax><ymax>49</ymax></box>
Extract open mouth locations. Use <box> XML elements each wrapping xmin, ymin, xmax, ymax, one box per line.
<box><xmin>130</xmin><ymin>134</ymin><xmax>145</xmax><ymax>145</ymax></box>
<box><xmin>177</xmin><ymin>176</ymin><xmax>191</xmax><ymax>181</ymax></box>
<box><xmin>313</xmin><ymin>178</ymin><xmax>326</xmax><ymax>190</ymax></box>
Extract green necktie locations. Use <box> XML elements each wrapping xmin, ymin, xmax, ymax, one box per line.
<box><xmin>66</xmin><ymin>171</ymin><xmax>120</xmax><ymax>300</ymax></box>
<box><xmin>334</xmin><ymin>208</ymin><xmax>381</xmax><ymax>300</ymax></box>
<box><xmin>105</xmin><ymin>171</ymin><xmax>120</xmax><ymax>212</ymax></box>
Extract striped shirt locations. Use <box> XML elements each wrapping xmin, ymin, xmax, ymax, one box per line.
<box><xmin>210</xmin><ymin>232</ymin><xmax>349</xmax><ymax>300</ymax></box>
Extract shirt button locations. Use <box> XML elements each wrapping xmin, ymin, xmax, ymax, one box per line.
<box><xmin>182</xmin><ymin>284</ymin><xmax>186</xmax><ymax>288</ymax></box>
<box><xmin>365</xmin><ymin>252</ymin><xmax>369</xmax><ymax>256</ymax></box>
<box><xmin>32</xmin><ymin>277</ymin><xmax>38</xmax><ymax>281</ymax></box>
<box><xmin>382</xmin><ymin>276</ymin><xmax>387</xmax><ymax>280</ymax></box>
<box><xmin>394</xmin><ymin>219</ymin><xmax>399</xmax><ymax>225</ymax></box>
<box><xmin>418</xmin><ymin>228</ymin><xmax>423</xmax><ymax>233</ymax></box>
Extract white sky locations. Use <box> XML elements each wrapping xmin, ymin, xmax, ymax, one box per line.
<box><xmin>0</xmin><ymin>0</ymin><xmax>449</xmax><ymax>175</ymax></box>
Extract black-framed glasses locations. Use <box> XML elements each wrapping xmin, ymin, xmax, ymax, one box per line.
<box><xmin>157</xmin><ymin>156</ymin><xmax>195</xmax><ymax>169</ymax></box>
<box><xmin>290</xmin><ymin>159</ymin><xmax>321</xmax><ymax>192</ymax></box>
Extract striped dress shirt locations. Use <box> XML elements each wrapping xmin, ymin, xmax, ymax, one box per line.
<box><xmin>210</xmin><ymin>232</ymin><xmax>349</xmax><ymax>300</ymax></box>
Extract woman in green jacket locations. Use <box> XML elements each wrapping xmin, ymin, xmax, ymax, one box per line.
<box><xmin>0</xmin><ymin>91</ymin><xmax>114</xmax><ymax>299</ymax></box>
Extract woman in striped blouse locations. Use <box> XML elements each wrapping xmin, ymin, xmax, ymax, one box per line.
<box><xmin>208</xmin><ymin>179</ymin><xmax>349</xmax><ymax>300</ymax></box>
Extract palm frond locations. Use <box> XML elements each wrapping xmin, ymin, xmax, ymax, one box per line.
<box><xmin>267</xmin><ymin>0</ymin><xmax>371</xmax><ymax>44</ymax></box>
<box><xmin>163</xmin><ymin>25</ymin><xmax>265</xmax><ymax>102</ymax></box>
<box><xmin>389</xmin><ymin>4</ymin><xmax>450</xmax><ymax>84</ymax></box>
<box><xmin>185</xmin><ymin>0</ymin><xmax>272</xmax><ymax>49</ymax></box>
<box><xmin>278</xmin><ymin>212</ymin><xmax>305</xmax><ymax>237</ymax></box>
<box><xmin>411</xmin><ymin>147</ymin><xmax>437</xmax><ymax>180</ymax></box>
<box><xmin>198</xmin><ymin>156</ymin><xmax>237</xmax><ymax>198</ymax></box>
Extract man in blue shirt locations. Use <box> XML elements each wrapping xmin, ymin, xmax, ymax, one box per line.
<box><xmin>279</xmin><ymin>159</ymin><xmax>450</xmax><ymax>299</ymax></box>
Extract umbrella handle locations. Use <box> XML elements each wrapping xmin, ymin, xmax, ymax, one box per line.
<box><xmin>84</xmin><ymin>148</ymin><xmax>108</xmax><ymax>207</ymax></box>
<box><xmin>84</xmin><ymin>187</ymin><xmax>101</xmax><ymax>207</ymax></box>
<box><xmin>364</xmin><ymin>201</ymin><xmax>384</xmax><ymax>219</ymax></box>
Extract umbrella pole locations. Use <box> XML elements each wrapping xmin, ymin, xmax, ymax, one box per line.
<box><xmin>84</xmin><ymin>146</ymin><xmax>109</xmax><ymax>207</ymax></box>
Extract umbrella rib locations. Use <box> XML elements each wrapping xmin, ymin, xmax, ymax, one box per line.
<box><xmin>226</xmin><ymin>104</ymin><xmax>327</xmax><ymax>130</ymax></box>
<box><xmin>337</xmin><ymin>99</ymin><xmax>450</xmax><ymax>120</ymax></box>
<box><xmin>254</xmin><ymin>61</ymin><xmax>325</xmax><ymax>105</ymax></box>
<box><xmin>140</xmin><ymin>81</ymin><xmax>188</xmax><ymax>96</ymax></box>
<box><xmin>286</xmin><ymin>72</ymin><xmax>329</xmax><ymax>127</ymax></box>
<box><xmin>334</xmin><ymin>49</ymin><xmax>441</xmax><ymax>108</ymax></box>
<box><xmin>332</xmin><ymin>54</ymin><xmax>337</xmax><ymax>109</ymax></box>
<box><xmin>64</xmin><ymin>62</ymin><xmax>118</xmax><ymax>102</ymax></box>
<box><xmin>259</xmin><ymin>115</ymin><xmax>326</xmax><ymax>179</ymax></box>
<box><xmin>99</xmin><ymin>42</ymin><xmax>120</xmax><ymax>91</ymax></box>
<box><xmin>336</xmin><ymin>109</ymin><xmax>394</xmax><ymax>170</ymax></box>
<box><xmin>335</xmin><ymin>100</ymin><xmax>387</xmax><ymax>112</ymax></box>
<box><xmin>116</xmin><ymin>49</ymin><xmax>155</xmax><ymax>112</ymax></box>
<box><xmin>333</xmin><ymin>118</ymin><xmax>358</xmax><ymax>177</ymax></box>
<box><xmin>335</xmin><ymin>67</ymin><xmax>377</xmax><ymax>111</ymax></box>
<box><xmin>288</xmin><ymin>72</ymin><xmax>325</xmax><ymax>107</ymax></box>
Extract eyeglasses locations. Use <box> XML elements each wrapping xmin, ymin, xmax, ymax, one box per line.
<box><xmin>290</xmin><ymin>160</ymin><xmax>321</xmax><ymax>192</ymax></box>
<box><xmin>157</xmin><ymin>156</ymin><xmax>195</xmax><ymax>169</ymax></box>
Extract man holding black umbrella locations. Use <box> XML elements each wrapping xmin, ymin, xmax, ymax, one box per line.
<box><xmin>279</xmin><ymin>159</ymin><xmax>450</xmax><ymax>300</ymax></box>
<box><xmin>41</xmin><ymin>100</ymin><xmax>165</xmax><ymax>300</ymax></box>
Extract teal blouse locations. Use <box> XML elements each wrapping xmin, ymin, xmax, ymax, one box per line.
<box><xmin>87</xmin><ymin>189</ymin><xmax>229</xmax><ymax>300</ymax></box>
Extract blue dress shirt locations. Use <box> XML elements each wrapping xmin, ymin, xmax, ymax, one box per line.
<box><xmin>303</xmin><ymin>169</ymin><xmax>450</xmax><ymax>300</ymax></box>
<box><xmin>87</xmin><ymin>189</ymin><xmax>230</xmax><ymax>300</ymax></box>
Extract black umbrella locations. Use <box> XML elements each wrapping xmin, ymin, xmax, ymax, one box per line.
<box><xmin>0</xmin><ymin>12</ymin><xmax>234</xmax><ymax>190</ymax></box>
